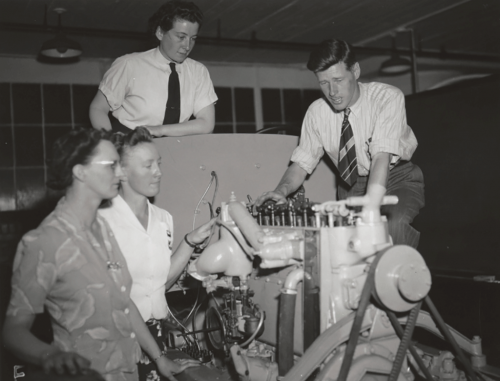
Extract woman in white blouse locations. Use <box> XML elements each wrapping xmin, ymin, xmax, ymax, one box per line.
<box><xmin>99</xmin><ymin>127</ymin><xmax>214</xmax><ymax>381</ymax></box>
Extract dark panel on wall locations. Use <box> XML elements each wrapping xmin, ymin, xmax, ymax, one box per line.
<box><xmin>43</xmin><ymin>84</ymin><xmax>72</xmax><ymax>124</ymax></box>
<box><xmin>234</xmin><ymin>88</ymin><xmax>255</xmax><ymax>122</ymax></box>
<box><xmin>303</xmin><ymin>89</ymin><xmax>322</xmax><ymax>113</ymax></box>
<box><xmin>262</xmin><ymin>88</ymin><xmax>281</xmax><ymax>123</ymax></box>
<box><xmin>0</xmin><ymin>127</ymin><xmax>13</xmax><ymax>168</ymax></box>
<box><xmin>236</xmin><ymin>124</ymin><xmax>256</xmax><ymax>133</ymax></box>
<box><xmin>406</xmin><ymin>75</ymin><xmax>500</xmax><ymax>273</ymax></box>
<box><xmin>0</xmin><ymin>83</ymin><xmax>11</xmax><ymax>124</ymax></box>
<box><xmin>14</xmin><ymin>126</ymin><xmax>44</xmax><ymax>167</ymax></box>
<box><xmin>0</xmin><ymin>169</ymin><xmax>15</xmax><ymax>211</ymax></box>
<box><xmin>73</xmin><ymin>85</ymin><xmax>98</xmax><ymax>126</ymax></box>
<box><xmin>214</xmin><ymin>87</ymin><xmax>233</xmax><ymax>123</ymax></box>
<box><xmin>12</xmin><ymin>84</ymin><xmax>42</xmax><ymax>124</ymax></box>
<box><xmin>213</xmin><ymin>124</ymin><xmax>233</xmax><ymax>134</ymax></box>
<box><xmin>283</xmin><ymin>89</ymin><xmax>302</xmax><ymax>123</ymax></box>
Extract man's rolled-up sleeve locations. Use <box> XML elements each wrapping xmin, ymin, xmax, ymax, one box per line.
<box><xmin>290</xmin><ymin>110</ymin><xmax>325</xmax><ymax>174</ymax></box>
<box><xmin>369</xmin><ymin>89</ymin><xmax>408</xmax><ymax>164</ymax></box>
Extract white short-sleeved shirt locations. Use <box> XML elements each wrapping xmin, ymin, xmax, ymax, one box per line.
<box><xmin>291</xmin><ymin>82</ymin><xmax>418</xmax><ymax>176</ymax></box>
<box><xmin>99</xmin><ymin>47</ymin><xmax>218</xmax><ymax>129</ymax></box>
<box><xmin>99</xmin><ymin>195</ymin><xmax>174</xmax><ymax>321</ymax></box>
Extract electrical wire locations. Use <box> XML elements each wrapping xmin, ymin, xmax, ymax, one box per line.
<box><xmin>181</xmin><ymin>287</ymin><xmax>201</xmax><ymax>326</ymax></box>
<box><xmin>165</xmin><ymin>298</ymin><xmax>194</xmax><ymax>345</ymax></box>
<box><xmin>192</xmin><ymin>171</ymin><xmax>218</xmax><ymax>231</ymax></box>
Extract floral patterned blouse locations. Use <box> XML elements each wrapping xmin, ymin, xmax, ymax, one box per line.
<box><xmin>7</xmin><ymin>198</ymin><xmax>142</xmax><ymax>381</ymax></box>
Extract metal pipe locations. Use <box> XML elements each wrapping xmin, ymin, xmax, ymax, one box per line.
<box><xmin>239</xmin><ymin>311</ymin><xmax>265</xmax><ymax>348</ymax></box>
<box><xmin>355</xmin><ymin>0</ymin><xmax>471</xmax><ymax>46</ymax></box>
<box><xmin>2</xmin><ymin>22</ymin><xmax>499</xmax><ymax>63</ymax></box>
<box><xmin>409</xmin><ymin>28</ymin><xmax>419</xmax><ymax>94</ymax></box>
<box><xmin>283</xmin><ymin>268</ymin><xmax>305</xmax><ymax>293</ymax></box>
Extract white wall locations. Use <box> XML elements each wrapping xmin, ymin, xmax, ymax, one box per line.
<box><xmin>0</xmin><ymin>55</ymin><xmax>319</xmax><ymax>89</ymax></box>
<box><xmin>1</xmin><ymin>54</ymin><xmax>497</xmax><ymax>96</ymax></box>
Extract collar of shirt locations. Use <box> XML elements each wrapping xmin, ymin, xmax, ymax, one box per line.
<box><xmin>347</xmin><ymin>82</ymin><xmax>364</xmax><ymax>118</ymax></box>
<box><xmin>55</xmin><ymin>197</ymin><xmax>108</xmax><ymax>235</ymax></box>
<box><xmin>108</xmin><ymin>194</ymin><xmax>152</xmax><ymax>233</ymax></box>
<box><xmin>153</xmin><ymin>47</ymin><xmax>183</xmax><ymax>74</ymax></box>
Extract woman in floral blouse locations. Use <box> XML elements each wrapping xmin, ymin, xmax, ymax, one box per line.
<box><xmin>2</xmin><ymin>128</ymin><xmax>198</xmax><ymax>381</ymax></box>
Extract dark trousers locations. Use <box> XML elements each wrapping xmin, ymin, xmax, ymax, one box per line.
<box><xmin>110</xmin><ymin>113</ymin><xmax>133</xmax><ymax>134</ymax></box>
<box><xmin>337</xmin><ymin>161</ymin><xmax>425</xmax><ymax>248</ymax></box>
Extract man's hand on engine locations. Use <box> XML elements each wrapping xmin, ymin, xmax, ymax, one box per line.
<box><xmin>254</xmin><ymin>190</ymin><xmax>287</xmax><ymax>207</ymax></box>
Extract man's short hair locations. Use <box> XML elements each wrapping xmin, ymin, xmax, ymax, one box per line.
<box><xmin>148</xmin><ymin>0</ymin><xmax>203</xmax><ymax>40</ymax></box>
<box><xmin>307</xmin><ymin>39</ymin><xmax>357</xmax><ymax>73</ymax></box>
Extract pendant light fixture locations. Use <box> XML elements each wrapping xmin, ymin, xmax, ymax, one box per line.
<box><xmin>379</xmin><ymin>35</ymin><xmax>411</xmax><ymax>75</ymax></box>
<box><xmin>40</xmin><ymin>8</ymin><xmax>82</xmax><ymax>59</ymax></box>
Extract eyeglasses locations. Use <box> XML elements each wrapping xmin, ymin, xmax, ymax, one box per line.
<box><xmin>90</xmin><ymin>160</ymin><xmax>119</xmax><ymax>170</ymax></box>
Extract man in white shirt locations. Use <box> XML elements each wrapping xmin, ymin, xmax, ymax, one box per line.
<box><xmin>256</xmin><ymin>39</ymin><xmax>425</xmax><ymax>248</ymax></box>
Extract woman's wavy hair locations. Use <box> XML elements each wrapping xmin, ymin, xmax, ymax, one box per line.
<box><xmin>111</xmin><ymin>127</ymin><xmax>154</xmax><ymax>162</ymax></box>
<box><xmin>148</xmin><ymin>0</ymin><xmax>203</xmax><ymax>42</ymax></box>
<box><xmin>46</xmin><ymin>128</ymin><xmax>111</xmax><ymax>191</ymax></box>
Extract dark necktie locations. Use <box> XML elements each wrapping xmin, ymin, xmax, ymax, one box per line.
<box><xmin>338</xmin><ymin>108</ymin><xmax>358</xmax><ymax>187</ymax></box>
<box><xmin>163</xmin><ymin>62</ymin><xmax>181</xmax><ymax>125</ymax></box>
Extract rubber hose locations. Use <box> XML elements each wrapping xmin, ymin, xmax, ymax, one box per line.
<box><xmin>278</xmin><ymin>293</ymin><xmax>297</xmax><ymax>376</ymax></box>
<box><xmin>387</xmin><ymin>311</ymin><xmax>434</xmax><ymax>381</ymax></box>
<box><xmin>388</xmin><ymin>301</ymin><xmax>422</xmax><ymax>381</ymax></box>
<box><xmin>425</xmin><ymin>296</ymin><xmax>481</xmax><ymax>381</ymax></box>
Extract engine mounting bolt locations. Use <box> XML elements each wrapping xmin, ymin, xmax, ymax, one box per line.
<box><xmin>265</xmin><ymin>278</ymin><xmax>270</xmax><ymax>282</ymax></box>
<box><xmin>277</xmin><ymin>280</ymin><xmax>283</xmax><ymax>285</ymax></box>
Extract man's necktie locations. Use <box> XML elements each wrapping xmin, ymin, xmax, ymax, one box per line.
<box><xmin>163</xmin><ymin>62</ymin><xmax>181</xmax><ymax>125</ymax></box>
<box><xmin>338</xmin><ymin>108</ymin><xmax>358</xmax><ymax>187</ymax></box>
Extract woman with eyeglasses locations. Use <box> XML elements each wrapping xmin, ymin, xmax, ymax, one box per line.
<box><xmin>2</xmin><ymin>128</ymin><xmax>199</xmax><ymax>381</ymax></box>
<box><xmin>99</xmin><ymin>127</ymin><xmax>215</xmax><ymax>381</ymax></box>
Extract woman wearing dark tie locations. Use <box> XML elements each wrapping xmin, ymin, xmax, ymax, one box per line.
<box><xmin>89</xmin><ymin>1</ymin><xmax>217</xmax><ymax>137</ymax></box>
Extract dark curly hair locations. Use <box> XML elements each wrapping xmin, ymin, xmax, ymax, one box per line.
<box><xmin>148</xmin><ymin>0</ymin><xmax>203</xmax><ymax>42</ymax></box>
<box><xmin>307</xmin><ymin>39</ymin><xmax>357</xmax><ymax>73</ymax></box>
<box><xmin>111</xmin><ymin>127</ymin><xmax>154</xmax><ymax>162</ymax></box>
<box><xmin>46</xmin><ymin>128</ymin><xmax>111</xmax><ymax>191</ymax></box>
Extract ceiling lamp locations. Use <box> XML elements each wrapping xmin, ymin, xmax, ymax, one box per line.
<box><xmin>40</xmin><ymin>8</ymin><xmax>82</xmax><ymax>59</ymax></box>
<box><xmin>379</xmin><ymin>35</ymin><xmax>411</xmax><ymax>75</ymax></box>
